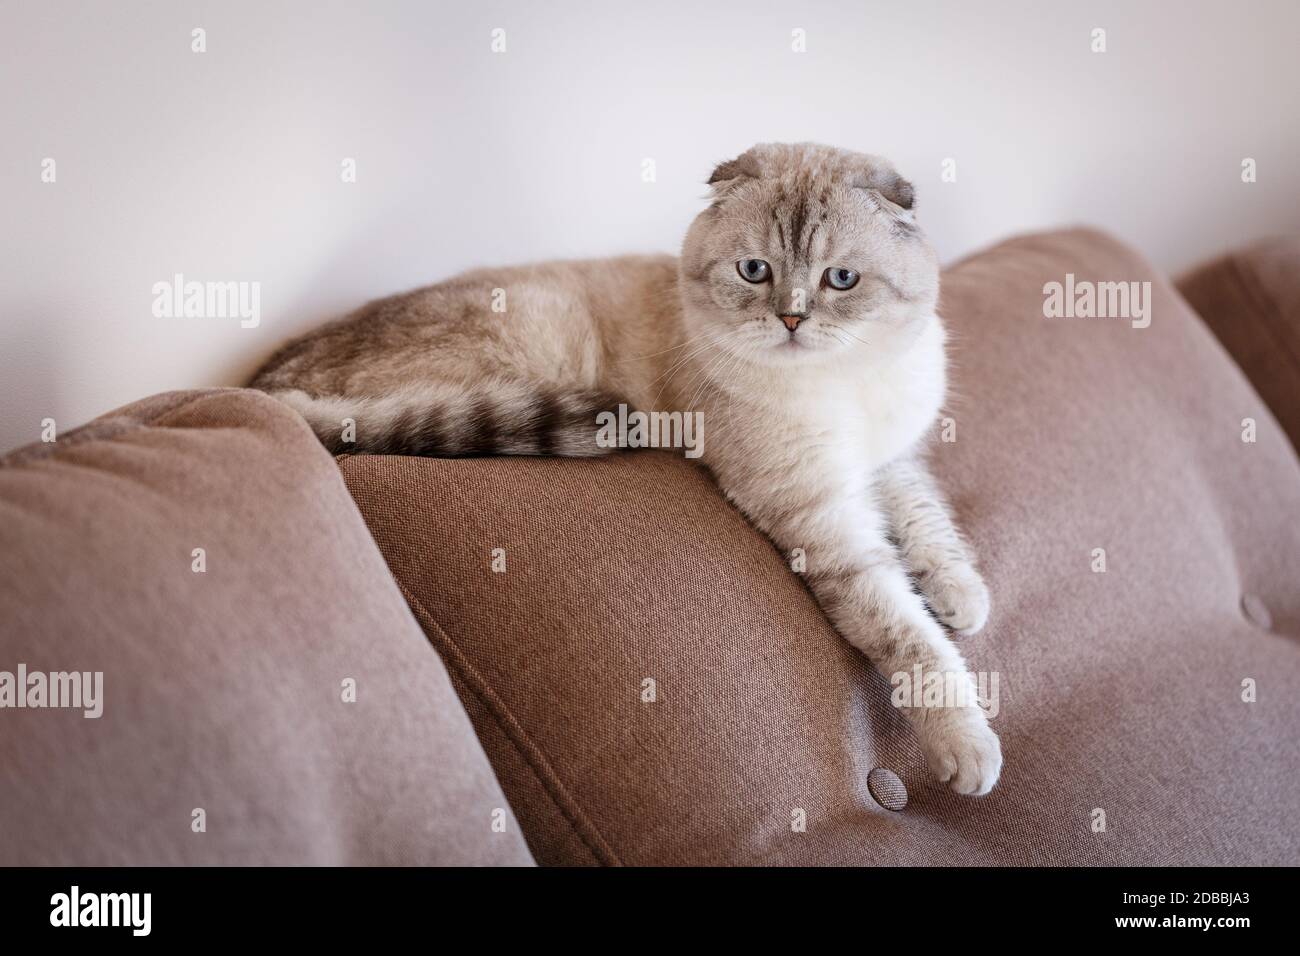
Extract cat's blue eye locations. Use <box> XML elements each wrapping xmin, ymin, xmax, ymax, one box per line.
<box><xmin>824</xmin><ymin>267</ymin><xmax>860</xmax><ymax>290</ymax></box>
<box><xmin>737</xmin><ymin>259</ymin><xmax>771</xmax><ymax>283</ymax></box>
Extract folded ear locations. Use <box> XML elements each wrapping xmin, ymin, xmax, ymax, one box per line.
<box><xmin>850</xmin><ymin>162</ymin><xmax>916</xmax><ymax>212</ymax></box>
<box><xmin>706</xmin><ymin>150</ymin><xmax>762</xmax><ymax>189</ymax></box>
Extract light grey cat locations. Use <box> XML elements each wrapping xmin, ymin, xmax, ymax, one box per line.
<box><xmin>252</xmin><ymin>142</ymin><xmax>1001</xmax><ymax>795</ymax></box>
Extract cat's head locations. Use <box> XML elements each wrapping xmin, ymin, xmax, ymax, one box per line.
<box><xmin>680</xmin><ymin>143</ymin><xmax>939</xmax><ymax>366</ymax></box>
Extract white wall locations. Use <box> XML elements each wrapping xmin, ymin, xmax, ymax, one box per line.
<box><xmin>3</xmin><ymin>0</ymin><xmax>1298</xmax><ymax>453</ymax></box>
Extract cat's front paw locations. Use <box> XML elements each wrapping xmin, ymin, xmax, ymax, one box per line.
<box><xmin>920</xmin><ymin>562</ymin><xmax>990</xmax><ymax>636</ymax></box>
<box><xmin>917</xmin><ymin>707</ymin><xmax>1002</xmax><ymax>796</ymax></box>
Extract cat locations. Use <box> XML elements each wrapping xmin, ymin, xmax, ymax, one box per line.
<box><xmin>251</xmin><ymin>142</ymin><xmax>1001</xmax><ymax>795</ymax></box>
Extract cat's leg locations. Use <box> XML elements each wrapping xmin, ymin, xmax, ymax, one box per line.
<box><xmin>709</xmin><ymin>450</ymin><xmax>1001</xmax><ymax>795</ymax></box>
<box><xmin>876</xmin><ymin>456</ymin><xmax>990</xmax><ymax>636</ymax></box>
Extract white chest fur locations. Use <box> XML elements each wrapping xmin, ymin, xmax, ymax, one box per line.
<box><xmin>853</xmin><ymin>317</ymin><xmax>947</xmax><ymax>469</ymax></box>
<box><xmin>764</xmin><ymin>315</ymin><xmax>947</xmax><ymax>473</ymax></box>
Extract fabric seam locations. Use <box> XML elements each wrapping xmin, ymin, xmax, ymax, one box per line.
<box><xmin>391</xmin><ymin>578</ymin><xmax>622</xmax><ymax>867</ymax></box>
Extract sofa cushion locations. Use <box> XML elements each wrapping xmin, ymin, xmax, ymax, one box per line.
<box><xmin>0</xmin><ymin>388</ymin><xmax>533</xmax><ymax>865</ymax></box>
<box><xmin>339</xmin><ymin>228</ymin><xmax>1300</xmax><ymax>866</ymax></box>
<box><xmin>1177</xmin><ymin>236</ymin><xmax>1300</xmax><ymax>451</ymax></box>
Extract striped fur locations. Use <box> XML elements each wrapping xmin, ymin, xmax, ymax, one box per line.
<box><xmin>272</xmin><ymin>382</ymin><xmax>622</xmax><ymax>457</ymax></box>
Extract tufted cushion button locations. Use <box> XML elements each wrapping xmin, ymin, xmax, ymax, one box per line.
<box><xmin>867</xmin><ymin>767</ymin><xmax>908</xmax><ymax>811</ymax></box>
<box><xmin>1240</xmin><ymin>593</ymin><xmax>1273</xmax><ymax>631</ymax></box>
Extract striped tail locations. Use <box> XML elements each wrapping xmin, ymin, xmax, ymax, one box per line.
<box><xmin>271</xmin><ymin>382</ymin><xmax>624</xmax><ymax>457</ymax></box>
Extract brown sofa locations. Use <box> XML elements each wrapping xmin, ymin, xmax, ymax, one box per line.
<box><xmin>2</xmin><ymin>228</ymin><xmax>1297</xmax><ymax>865</ymax></box>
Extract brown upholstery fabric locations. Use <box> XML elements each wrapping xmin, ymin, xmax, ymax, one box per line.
<box><xmin>0</xmin><ymin>389</ymin><xmax>533</xmax><ymax>866</ymax></box>
<box><xmin>341</xmin><ymin>229</ymin><xmax>1300</xmax><ymax>866</ymax></box>
<box><xmin>1177</xmin><ymin>236</ymin><xmax>1300</xmax><ymax>451</ymax></box>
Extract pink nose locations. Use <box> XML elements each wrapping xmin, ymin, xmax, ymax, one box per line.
<box><xmin>780</xmin><ymin>314</ymin><xmax>805</xmax><ymax>332</ymax></box>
